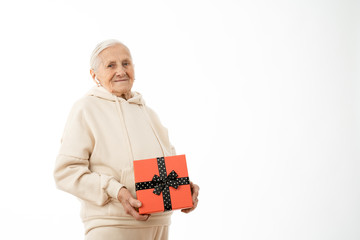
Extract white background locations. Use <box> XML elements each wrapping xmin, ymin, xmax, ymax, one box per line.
<box><xmin>0</xmin><ymin>0</ymin><xmax>359</xmax><ymax>239</ymax></box>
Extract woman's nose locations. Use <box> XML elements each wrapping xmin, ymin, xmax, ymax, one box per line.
<box><xmin>116</xmin><ymin>66</ymin><xmax>127</xmax><ymax>76</ymax></box>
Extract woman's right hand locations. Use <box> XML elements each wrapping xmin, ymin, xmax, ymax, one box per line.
<box><xmin>117</xmin><ymin>187</ymin><xmax>150</xmax><ymax>221</ymax></box>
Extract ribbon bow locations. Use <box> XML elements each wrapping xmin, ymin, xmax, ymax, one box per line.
<box><xmin>152</xmin><ymin>170</ymin><xmax>179</xmax><ymax>195</ymax></box>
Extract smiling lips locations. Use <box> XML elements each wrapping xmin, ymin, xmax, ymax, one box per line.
<box><xmin>113</xmin><ymin>78</ymin><xmax>129</xmax><ymax>82</ymax></box>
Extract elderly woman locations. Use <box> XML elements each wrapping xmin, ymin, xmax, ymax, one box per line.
<box><xmin>54</xmin><ymin>39</ymin><xmax>199</xmax><ymax>240</ymax></box>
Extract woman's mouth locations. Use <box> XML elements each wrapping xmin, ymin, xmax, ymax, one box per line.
<box><xmin>113</xmin><ymin>79</ymin><xmax>128</xmax><ymax>82</ymax></box>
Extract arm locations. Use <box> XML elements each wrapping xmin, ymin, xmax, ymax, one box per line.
<box><xmin>54</xmin><ymin>101</ymin><xmax>122</xmax><ymax>206</ymax></box>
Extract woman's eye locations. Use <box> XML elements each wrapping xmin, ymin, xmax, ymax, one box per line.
<box><xmin>107</xmin><ymin>64</ymin><xmax>113</xmax><ymax>68</ymax></box>
<box><xmin>123</xmin><ymin>62</ymin><xmax>129</xmax><ymax>66</ymax></box>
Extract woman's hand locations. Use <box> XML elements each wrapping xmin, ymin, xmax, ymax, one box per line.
<box><xmin>117</xmin><ymin>187</ymin><xmax>150</xmax><ymax>221</ymax></box>
<box><xmin>181</xmin><ymin>181</ymin><xmax>200</xmax><ymax>213</ymax></box>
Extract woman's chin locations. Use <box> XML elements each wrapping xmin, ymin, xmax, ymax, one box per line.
<box><xmin>111</xmin><ymin>87</ymin><xmax>132</xmax><ymax>97</ymax></box>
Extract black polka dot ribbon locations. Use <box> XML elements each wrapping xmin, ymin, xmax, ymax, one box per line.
<box><xmin>152</xmin><ymin>170</ymin><xmax>179</xmax><ymax>195</ymax></box>
<box><xmin>135</xmin><ymin>157</ymin><xmax>190</xmax><ymax>211</ymax></box>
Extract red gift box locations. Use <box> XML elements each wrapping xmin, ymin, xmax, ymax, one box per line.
<box><xmin>133</xmin><ymin>155</ymin><xmax>193</xmax><ymax>214</ymax></box>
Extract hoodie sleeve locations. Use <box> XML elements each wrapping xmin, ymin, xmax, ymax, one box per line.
<box><xmin>54</xmin><ymin>100</ymin><xmax>123</xmax><ymax>206</ymax></box>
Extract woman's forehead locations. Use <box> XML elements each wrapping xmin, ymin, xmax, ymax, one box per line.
<box><xmin>99</xmin><ymin>44</ymin><xmax>132</xmax><ymax>62</ymax></box>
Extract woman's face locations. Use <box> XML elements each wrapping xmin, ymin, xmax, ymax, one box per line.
<box><xmin>91</xmin><ymin>44</ymin><xmax>135</xmax><ymax>98</ymax></box>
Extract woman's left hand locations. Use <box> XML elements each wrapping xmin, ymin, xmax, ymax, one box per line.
<box><xmin>181</xmin><ymin>181</ymin><xmax>200</xmax><ymax>213</ymax></box>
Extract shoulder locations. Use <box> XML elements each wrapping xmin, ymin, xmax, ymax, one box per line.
<box><xmin>66</xmin><ymin>96</ymin><xmax>99</xmax><ymax>122</ymax></box>
<box><xmin>143</xmin><ymin>104</ymin><xmax>170</xmax><ymax>130</ymax></box>
<box><xmin>71</xmin><ymin>95</ymin><xmax>99</xmax><ymax>112</ymax></box>
<box><xmin>144</xmin><ymin>105</ymin><xmax>161</xmax><ymax>121</ymax></box>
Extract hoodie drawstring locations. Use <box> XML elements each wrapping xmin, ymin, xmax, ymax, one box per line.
<box><xmin>114</xmin><ymin>95</ymin><xmax>167</xmax><ymax>165</ymax></box>
<box><xmin>140</xmin><ymin>99</ymin><xmax>167</xmax><ymax>157</ymax></box>
<box><xmin>114</xmin><ymin>96</ymin><xmax>135</xmax><ymax>166</ymax></box>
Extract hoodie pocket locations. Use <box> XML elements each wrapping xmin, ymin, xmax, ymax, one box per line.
<box><xmin>107</xmin><ymin>167</ymin><xmax>137</xmax><ymax>216</ymax></box>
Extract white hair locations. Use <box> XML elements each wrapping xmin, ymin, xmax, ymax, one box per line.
<box><xmin>90</xmin><ymin>39</ymin><xmax>131</xmax><ymax>71</ymax></box>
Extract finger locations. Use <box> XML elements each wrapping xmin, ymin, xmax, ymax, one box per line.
<box><xmin>192</xmin><ymin>184</ymin><xmax>199</xmax><ymax>197</ymax></box>
<box><xmin>181</xmin><ymin>208</ymin><xmax>190</xmax><ymax>213</ymax></box>
<box><xmin>192</xmin><ymin>190</ymin><xmax>199</xmax><ymax>204</ymax></box>
<box><xmin>190</xmin><ymin>182</ymin><xmax>199</xmax><ymax>197</ymax></box>
<box><xmin>124</xmin><ymin>202</ymin><xmax>149</xmax><ymax>221</ymax></box>
<box><xmin>181</xmin><ymin>207</ymin><xmax>194</xmax><ymax>213</ymax></box>
<box><xmin>194</xmin><ymin>184</ymin><xmax>200</xmax><ymax>193</ymax></box>
<box><xmin>192</xmin><ymin>193</ymin><xmax>198</xmax><ymax>203</ymax></box>
<box><xmin>181</xmin><ymin>198</ymin><xmax>198</xmax><ymax>214</ymax></box>
<box><xmin>133</xmin><ymin>211</ymin><xmax>150</xmax><ymax>221</ymax></box>
<box><xmin>129</xmin><ymin>197</ymin><xmax>142</xmax><ymax>208</ymax></box>
<box><xmin>193</xmin><ymin>198</ymin><xmax>198</xmax><ymax>208</ymax></box>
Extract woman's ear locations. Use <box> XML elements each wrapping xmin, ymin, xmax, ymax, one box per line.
<box><xmin>90</xmin><ymin>69</ymin><xmax>98</xmax><ymax>85</ymax></box>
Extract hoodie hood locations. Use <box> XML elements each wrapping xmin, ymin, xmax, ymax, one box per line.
<box><xmin>86</xmin><ymin>86</ymin><xmax>145</xmax><ymax>105</ymax></box>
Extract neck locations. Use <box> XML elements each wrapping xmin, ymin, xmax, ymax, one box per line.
<box><xmin>116</xmin><ymin>92</ymin><xmax>132</xmax><ymax>100</ymax></box>
<box><xmin>99</xmin><ymin>85</ymin><xmax>132</xmax><ymax>100</ymax></box>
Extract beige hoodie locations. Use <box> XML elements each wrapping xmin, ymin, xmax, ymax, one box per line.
<box><xmin>54</xmin><ymin>86</ymin><xmax>175</xmax><ymax>233</ymax></box>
